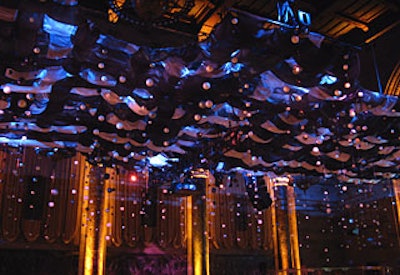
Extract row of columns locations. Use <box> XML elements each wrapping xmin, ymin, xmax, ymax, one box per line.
<box><xmin>76</xmin><ymin>164</ymin><xmax>310</xmax><ymax>275</ymax></box>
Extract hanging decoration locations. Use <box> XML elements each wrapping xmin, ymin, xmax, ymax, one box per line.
<box><xmin>0</xmin><ymin>0</ymin><xmax>398</xmax><ymax>186</ymax></box>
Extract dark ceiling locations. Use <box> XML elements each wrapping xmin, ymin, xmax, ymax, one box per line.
<box><xmin>74</xmin><ymin>0</ymin><xmax>400</xmax><ymax>92</ymax></box>
<box><xmin>2</xmin><ymin>0</ymin><xmax>399</xmax><ymax>90</ymax></box>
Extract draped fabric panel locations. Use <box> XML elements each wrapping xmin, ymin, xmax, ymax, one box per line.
<box><xmin>207</xmin><ymin>173</ymin><xmax>274</xmax><ymax>251</ymax></box>
<box><xmin>0</xmin><ymin>148</ymin><xmax>84</xmax><ymax>245</ymax></box>
<box><xmin>1</xmin><ymin>149</ymin><xmax>25</xmax><ymax>242</ymax></box>
<box><xmin>0</xmin><ymin>149</ymin><xmax>273</xmax><ymax>253</ymax></box>
<box><xmin>121</xmin><ymin>170</ymin><xmax>146</xmax><ymax>247</ymax></box>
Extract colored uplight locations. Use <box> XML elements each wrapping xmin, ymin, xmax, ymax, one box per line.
<box><xmin>129</xmin><ymin>173</ymin><xmax>138</xmax><ymax>182</ymax></box>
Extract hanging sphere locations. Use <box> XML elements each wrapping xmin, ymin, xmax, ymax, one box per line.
<box><xmin>205</xmin><ymin>100</ymin><xmax>213</xmax><ymax>108</ymax></box>
<box><xmin>116</xmin><ymin>122</ymin><xmax>124</xmax><ymax>129</ymax></box>
<box><xmin>26</xmin><ymin>93</ymin><xmax>34</xmax><ymax>100</ymax></box>
<box><xmin>119</xmin><ymin>75</ymin><xmax>126</xmax><ymax>83</ymax></box>
<box><xmin>3</xmin><ymin>86</ymin><xmax>11</xmax><ymax>94</ymax></box>
<box><xmin>148</xmin><ymin>112</ymin><xmax>157</xmax><ymax>119</ymax></box>
<box><xmin>231</xmin><ymin>17</ymin><xmax>238</xmax><ymax>25</ymax></box>
<box><xmin>98</xmin><ymin>62</ymin><xmax>105</xmax><ymax>69</ymax></box>
<box><xmin>194</xmin><ymin>114</ymin><xmax>201</xmax><ymax>121</ymax></box>
<box><xmin>295</xmin><ymin>95</ymin><xmax>302</xmax><ymax>101</ymax></box>
<box><xmin>98</xmin><ymin>115</ymin><xmax>105</xmax><ymax>122</ymax></box>
<box><xmin>292</xmin><ymin>65</ymin><xmax>302</xmax><ymax>75</ymax></box>
<box><xmin>334</xmin><ymin>89</ymin><xmax>342</xmax><ymax>96</ymax></box>
<box><xmin>18</xmin><ymin>99</ymin><xmax>27</xmax><ymax>108</ymax></box>
<box><xmin>202</xmin><ymin>82</ymin><xmax>211</xmax><ymax>90</ymax></box>
<box><xmin>291</xmin><ymin>35</ymin><xmax>300</xmax><ymax>44</ymax></box>
<box><xmin>145</xmin><ymin>78</ymin><xmax>154</xmax><ymax>87</ymax></box>
<box><xmin>205</xmin><ymin>65</ymin><xmax>214</xmax><ymax>73</ymax></box>
<box><xmin>283</xmin><ymin>86</ymin><xmax>291</xmax><ymax>93</ymax></box>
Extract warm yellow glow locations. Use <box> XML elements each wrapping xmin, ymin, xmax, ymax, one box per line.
<box><xmin>193</xmin><ymin>237</ymin><xmax>202</xmax><ymax>275</ymax></box>
<box><xmin>78</xmin><ymin>162</ymin><xmax>90</xmax><ymax>274</ymax></box>
<box><xmin>186</xmin><ymin>196</ymin><xmax>193</xmax><ymax>275</ymax></box>
<box><xmin>187</xmin><ymin>170</ymin><xmax>210</xmax><ymax>275</ymax></box>
<box><xmin>78</xmin><ymin>164</ymin><xmax>109</xmax><ymax>275</ymax></box>
<box><xmin>385</xmin><ymin>61</ymin><xmax>400</xmax><ymax>96</ymax></box>
<box><xmin>266</xmin><ymin>176</ymin><xmax>280</xmax><ymax>272</ymax></box>
<box><xmin>108</xmin><ymin>0</ymin><xmax>126</xmax><ymax>23</ymax></box>
<box><xmin>192</xmin><ymin>194</ymin><xmax>206</xmax><ymax>275</ymax></box>
<box><xmin>197</xmin><ymin>2</ymin><xmax>225</xmax><ymax>42</ymax></box>
<box><xmin>274</xmin><ymin>182</ymin><xmax>290</xmax><ymax>274</ymax></box>
<box><xmin>393</xmin><ymin>179</ymin><xmax>400</xmax><ymax>247</ymax></box>
<box><xmin>84</xmin><ymin>236</ymin><xmax>95</xmax><ymax>274</ymax></box>
<box><xmin>287</xmin><ymin>185</ymin><xmax>301</xmax><ymax>275</ymax></box>
<box><xmin>274</xmin><ymin>176</ymin><xmax>290</xmax><ymax>186</ymax></box>
<box><xmin>198</xmin><ymin>15</ymin><xmax>221</xmax><ymax>42</ymax></box>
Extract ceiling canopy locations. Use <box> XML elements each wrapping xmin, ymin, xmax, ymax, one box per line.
<box><xmin>0</xmin><ymin>0</ymin><xmax>399</xmax><ymax>184</ymax></box>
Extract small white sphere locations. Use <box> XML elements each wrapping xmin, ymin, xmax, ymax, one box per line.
<box><xmin>145</xmin><ymin>78</ymin><xmax>154</xmax><ymax>87</ymax></box>
<box><xmin>202</xmin><ymin>82</ymin><xmax>211</xmax><ymax>90</ymax></box>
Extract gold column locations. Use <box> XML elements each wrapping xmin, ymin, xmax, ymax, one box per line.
<box><xmin>266</xmin><ymin>176</ymin><xmax>280</xmax><ymax>272</ymax></box>
<box><xmin>275</xmin><ymin>182</ymin><xmax>290</xmax><ymax>275</ymax></box>
<box><xmin>187</xmin><ymin>170</ymin><xmax>210</xmax><ymax>275</ymax></box>
<box><xmin>78</xmin><ymin>163</ymin><xmax>110</xmax><ymax>275</ymax></box>
<box><xmin>393</xmin><ymin>179</ymin><xmax>400</xmax><ymax>247</ymax></box>
<box><xmin>287</xmin><ymin>185</ymin><xmax>301</xmax><ymax>275</ymax></box>
<box><xmin>273</xmin><ymin>176</ymin><xmax>303</xmax><ymax>275</ymax></box>
<box><xmin>186</xmin><ymin>196</ymin><xmax>194</xmax><ymax>275</ymax></box>
<box><xmin>192</xmin><ymin>194</ymin><xmax>209</xmax><ymax>275</ymax></box>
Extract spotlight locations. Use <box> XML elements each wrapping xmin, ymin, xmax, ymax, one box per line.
<box><xmin>129</xmin><ymin>173</ymin><xmax>138</xmax><ymax>182</ymax></box>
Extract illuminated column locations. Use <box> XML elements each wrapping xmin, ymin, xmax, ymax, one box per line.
<box><xmin>287</xmin><ymin>185</ymin><xmax>301</xmax><ymax>275</ymax></box>
<box><xmin>78</xmin><ymin>163</ymin><xmax>110</xmax><ymax>275</ymax></box>
<box><xmin>186</xmin><ymin>196</ymin><xmax>194</xmax><ymax>275</ymax></box>
<box><xmin>393</xmin><ymin>179</ymin><xmax>400</xmax><ymax>247</ymax></box>
<box><xmin>266</xmin><ymin>176</ymin><xmax>280</xmax><ymax>272</ymax></box>
<box><xmin>274</xmin><ymin>177</ymin><xmax>290</xmax><ymax>274</ymax></box>
<box><xmin>272</xmin><ymin>176</ymin><xmax>301</xmax><ymax>275</ymax></box>
<box><xmin>187</xmin><ymin>169</ymin><xmax>210</xmax><ymax>275</ymax></box>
